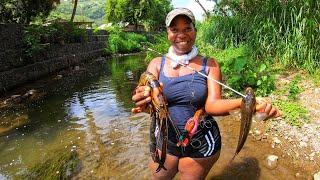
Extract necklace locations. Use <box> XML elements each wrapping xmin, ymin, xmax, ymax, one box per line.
<box><xmin>167</xmin><ymin>46</ymin><xmax>198</xmax><ymax>68</ymax></box>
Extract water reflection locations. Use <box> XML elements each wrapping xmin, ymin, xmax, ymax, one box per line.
<box><xmin>0</xmin><ymin>54</ymin><xmax>150</xmax><ymax>179</ymax></box>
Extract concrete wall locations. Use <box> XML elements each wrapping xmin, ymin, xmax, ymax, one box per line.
<box><xmin>0</xmin><ymin>23</ymin><xmax>108</xmax><ymax>91</ymax></box>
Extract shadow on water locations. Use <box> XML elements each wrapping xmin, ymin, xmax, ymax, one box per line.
<box><xmin>210</xmin><ymin>157</ymin><xmax>261</xmax><ymax>180</ymax></box>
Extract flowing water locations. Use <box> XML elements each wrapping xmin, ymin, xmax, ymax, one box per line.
<box><xmin>0</xmin><ymin>55</ymin><xmax>313</xmax><ymax>179</ymax></box>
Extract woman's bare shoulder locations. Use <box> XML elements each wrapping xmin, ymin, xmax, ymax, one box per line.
<box><xmin>206</xmin><ymin>57</ymin><xmax>220</xmax><ymax>68</ymax></box>
<box><xmin>149</xmin><ymin>56</ymin><xmax>162</xmax><ymax>65</ymax></box>
<box><xmin>147</xmin><ymin>56</ymin><xmax>163</xmax><ymax>77</ymax></box>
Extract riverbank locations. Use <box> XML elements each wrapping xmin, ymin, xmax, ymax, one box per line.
<box><xmin>250</xmin><ymin>70</ymin><xmax>320</xmax><ymax>178</ymax></box>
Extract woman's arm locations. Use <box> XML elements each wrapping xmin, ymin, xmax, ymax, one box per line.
<box><xmin>204</xmin><ymin>58</ymin><xmax>241</xmax><ymax>115</ymax></box>
<box><xmin>204</xmin><ymin>58</ymin><xmax>281</xmax><ymax>118</ymax></box>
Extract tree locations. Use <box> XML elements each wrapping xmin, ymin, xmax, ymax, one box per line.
<box><xmin>105</xmin><ymin>0</ymin><xmax>172</xmax><ymax>31</ymax></box>
<box><xmin>0</xmin><ymin>0</ymin><xmax>59</xmax><ymax>24</ymax></box>
<box><xmin>70</xmin><ymin>0</ymin><xmax>78</xmax><ymax>22</ymax></box>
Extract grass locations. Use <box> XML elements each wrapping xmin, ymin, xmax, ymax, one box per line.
<box><xmin>23</xmin><ymin>146</ymin><xmax>81</xmax><ymax>179</ymax></box>
<box><xmin>274</xmin><ymin>100</ymin><xmax>310</xmax><ymax>127</ymax></box>
<box><xmin>272</xmin><ymin>73</ymin><xmax>310</xmax><ymax>127</ymax></box>
<box><xmin>202</xmin><ymin>0</ymin><xmax>320</xmax><ymax>73</ymax></box>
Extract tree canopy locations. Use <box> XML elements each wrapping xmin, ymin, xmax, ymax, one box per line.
<box><xmin>105</xmin><ymin>0</ymin><xmax>172</xmax><ymax>31</ymax></box>
<box><xmin>0</xmin><ymin>0</ymin><xmax>59</xmax><ymax>24</ymax></box>
<box><xmin>48</xmin><ymin>0</ymin><xmax>106</xmax><ymax>25</ymax></box>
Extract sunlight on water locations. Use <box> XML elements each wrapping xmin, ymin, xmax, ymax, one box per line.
<box><xmin>0</xmin><ymin>55</ymin><xmax>150</xmax><ymax>179</ymax></box>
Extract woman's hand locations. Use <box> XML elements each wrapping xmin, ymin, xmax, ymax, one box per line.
<box><xmin>255</xmin><ymin>98</ymin><xmax>282</xmax><ymax>120</ymax></box>
<box><xmin>131</xmin><ymin>86</ymin><xmax>151</xmax><ymax>113</ymax></box>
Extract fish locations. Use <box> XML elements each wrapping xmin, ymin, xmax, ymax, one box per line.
<box><xmin>231</xmin><ymin>87</ymin><xmax>256</xmax><ymax>162</ymax></box>
<box><xmin>138</xmin><ymin>71</ymin><xmax>168</xmax><ymax>173</ymax></box>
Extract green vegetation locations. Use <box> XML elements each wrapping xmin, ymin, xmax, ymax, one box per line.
<box><xmin>287</xmin><ymin>75</ymin><xmax>303</xmax><ymax>100</ymax></box>
<box><xmin>272</xmin><ymin>74</ymin><xmax>309</xmax><ymax>127</ymax></box>
<box><xmin>48</xmin><ymin>0</ymin><xmax>106</xmax><ymax>26</ymax></box>
<box><xmin>23</xmin><ymin>22</ymin><xmax>87</xmax><ymax>58</ymax></box>
<box><xmin>205</xmin><ymin>0</ymin><xmax>320</xmax><ymax>73</ymax></box>
<box><xmin>0</xmin><ymin>0</ymin><xmax>59</xmax><ymax>24</ymax></box>
<box><xmin>104</xmin><ymin>26</ymin><xmax>148</xmax><ymax>54</ymax></box>
<box><xmin>144</xmin><ymin>33</ymin><xmax>170</xmax><ymax>61</ymax></box>
<box><xmin>23</xmin><ymin>147</ymin><xmax>80</xmax><ymax>179</ymax></box>
<box><xmin>307</xmin><ymin>70</ymin><xmax>320</xmax><ymax>86</ymax></box>
<box><xmin>105</xmin><ymin>0</ymin><xmax>172</xmax><ymax>31</ymax></box>
<box><xmin>274</xmin><ymin>100</ymin><xmax>309</xmax><ymax>127</ymax></box>
<box><xmin>197</xmin><ymin>45</ymin><xmax>276</xmax><ymax>96</ymax></box>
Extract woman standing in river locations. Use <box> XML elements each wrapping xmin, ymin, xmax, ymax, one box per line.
<box><xmin>132</xmin><ymin>8</ymin><xmax>281</xmax><ymax>179</ymax></box>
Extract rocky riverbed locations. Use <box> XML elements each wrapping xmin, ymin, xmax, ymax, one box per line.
<box><xmin>250</xmin><ymin>71</ymin><xmax>320</xmax><ymax>178</ymax></box>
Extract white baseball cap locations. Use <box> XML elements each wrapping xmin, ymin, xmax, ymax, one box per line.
<box><xmin>165</xmin><ymin>8</ymin><xmax>195</xmax><ymax>27</ymax></box>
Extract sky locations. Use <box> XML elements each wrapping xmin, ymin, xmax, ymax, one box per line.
<box><xmin>171</xmin><ymin>0</ymin><xmax>216</xmax><ymax>21</ymax></box>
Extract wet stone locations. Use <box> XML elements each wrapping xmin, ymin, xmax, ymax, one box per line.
<box><xmin>266</xmin><ymin>155</ymin><xmax>278</xmax><ymax>169</ymax></box>
<box><xmin>314</xmin><ymin>171</ymin><xmax>320</xmax><ymax>180</ymax></box>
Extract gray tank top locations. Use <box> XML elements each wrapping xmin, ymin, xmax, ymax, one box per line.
<box><xmin>159</xmin><ymin>56</ymin><xmax>208</xmax><ymax>132</ymax></box>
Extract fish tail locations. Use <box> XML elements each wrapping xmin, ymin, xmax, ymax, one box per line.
<box><xmin>155</xmin><ymin>163</ymin><xmax>167</xmax><ymax>173</ymax></box>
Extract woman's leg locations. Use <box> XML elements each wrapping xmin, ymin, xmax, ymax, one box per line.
<box><xmin>149</xmin><ymin>153</ymin><xmax>179</xmax><ymax>180</ymax></box>
<box><xmin>178</xmin><ymin>151</ymin><xmax>220</xmax><ymax>180</ymax></box>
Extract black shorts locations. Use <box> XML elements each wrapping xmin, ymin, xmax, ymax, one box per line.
<box><xmin>155</xmin><ymin>116</ymin><xmax>221</xmax><ymax>158</ymax></box>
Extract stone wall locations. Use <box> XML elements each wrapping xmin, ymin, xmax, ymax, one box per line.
<box><xmin>0</xmin><ymin>23</ymin><xmax>108</xmax><ymax>91</ymax></box>
<box><xmin>0</xmin><ymin>24</ymin><xmax>25</xmax><ymax>72</ymax></box>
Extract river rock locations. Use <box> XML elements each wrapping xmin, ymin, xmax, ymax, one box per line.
<box><xmin>254</xmin><ymin>129</ymin><xmax>261</xmax><ymax>135</ymax></box>
<box><xmin>272</xmin><ymin>137</ymin><xmax>281</xmax><ymax>148</ymax></box>
<box><xmin>314</xmin><ymin>171</ymin><xmax>320</xmax><ymax>180</ymax></box>
<box><xmin>299</xmin><ymin>141</ymin><xmax>308</xmax><ymax>148</ymax></box>
<box><xmin>56</xmin><ymin>75</ymin><xmax>63</xmax><ymax>79</ymax></box>
<box><xmin>266</xmin><ymin>155</ymin><xmax>278</xmax><ymax>169</ymax></box>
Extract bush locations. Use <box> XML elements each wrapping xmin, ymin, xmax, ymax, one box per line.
<box><xmin>105</xmin><ymin>26</ymin><xmax>147</xmax><ymax>54</ymax></box>
<box><xmin>23</xmin><ymin>22</ymin><xmax>88</xmax><ymax>59</ymax></box>
<box><xmin>217</xmin><ymin>47</ymin><xmax>275</xmax><ymax>97</ymax></box>
<box><xmin>144</xmin><ymin>33</ymin><xmax>170</xmax><ymax>62</ymax></box>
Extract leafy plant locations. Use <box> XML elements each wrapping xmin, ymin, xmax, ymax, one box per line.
<box><xmin>105</xmin><ymin>26</ymin><xmax>147</xmax><ymax>54</ymax></box>
<box><xmin>287</xmin><ymin>75</ymin><xmax>303</xmax><ymax>100</ymax></box>
<box><xmin>274</xmin><ymin>100</ymin><xmax>310</xmax><ymax>127</ymax></box>
<box><xmin>1</xmin><ymin>0</ymin><xmax>57</xmax><ymax>24</ymax></box>
<box><xmin>23</xmin><ymin>22</ymin><xmax>88</xmax><ymax>59</ymax></box>
<box><xmin>23</xmin><ymin>25</ymin><xmax>46</xmax><ymax>59</ymax></box>
<box><xmin>211</xmin><ymin>46</ymin><xmax>275</xmax><ymax>97</ymax></box>
<box><xmin>144</xmin><ymin>33</ymin><xmax>170</xmax><ymax>62</ymax></box>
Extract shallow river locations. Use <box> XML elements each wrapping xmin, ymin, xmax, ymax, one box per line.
<box><xmin>0</xmin><ymin>55</ymin><xmax>311</xmax><ymax>179</ymax></box>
